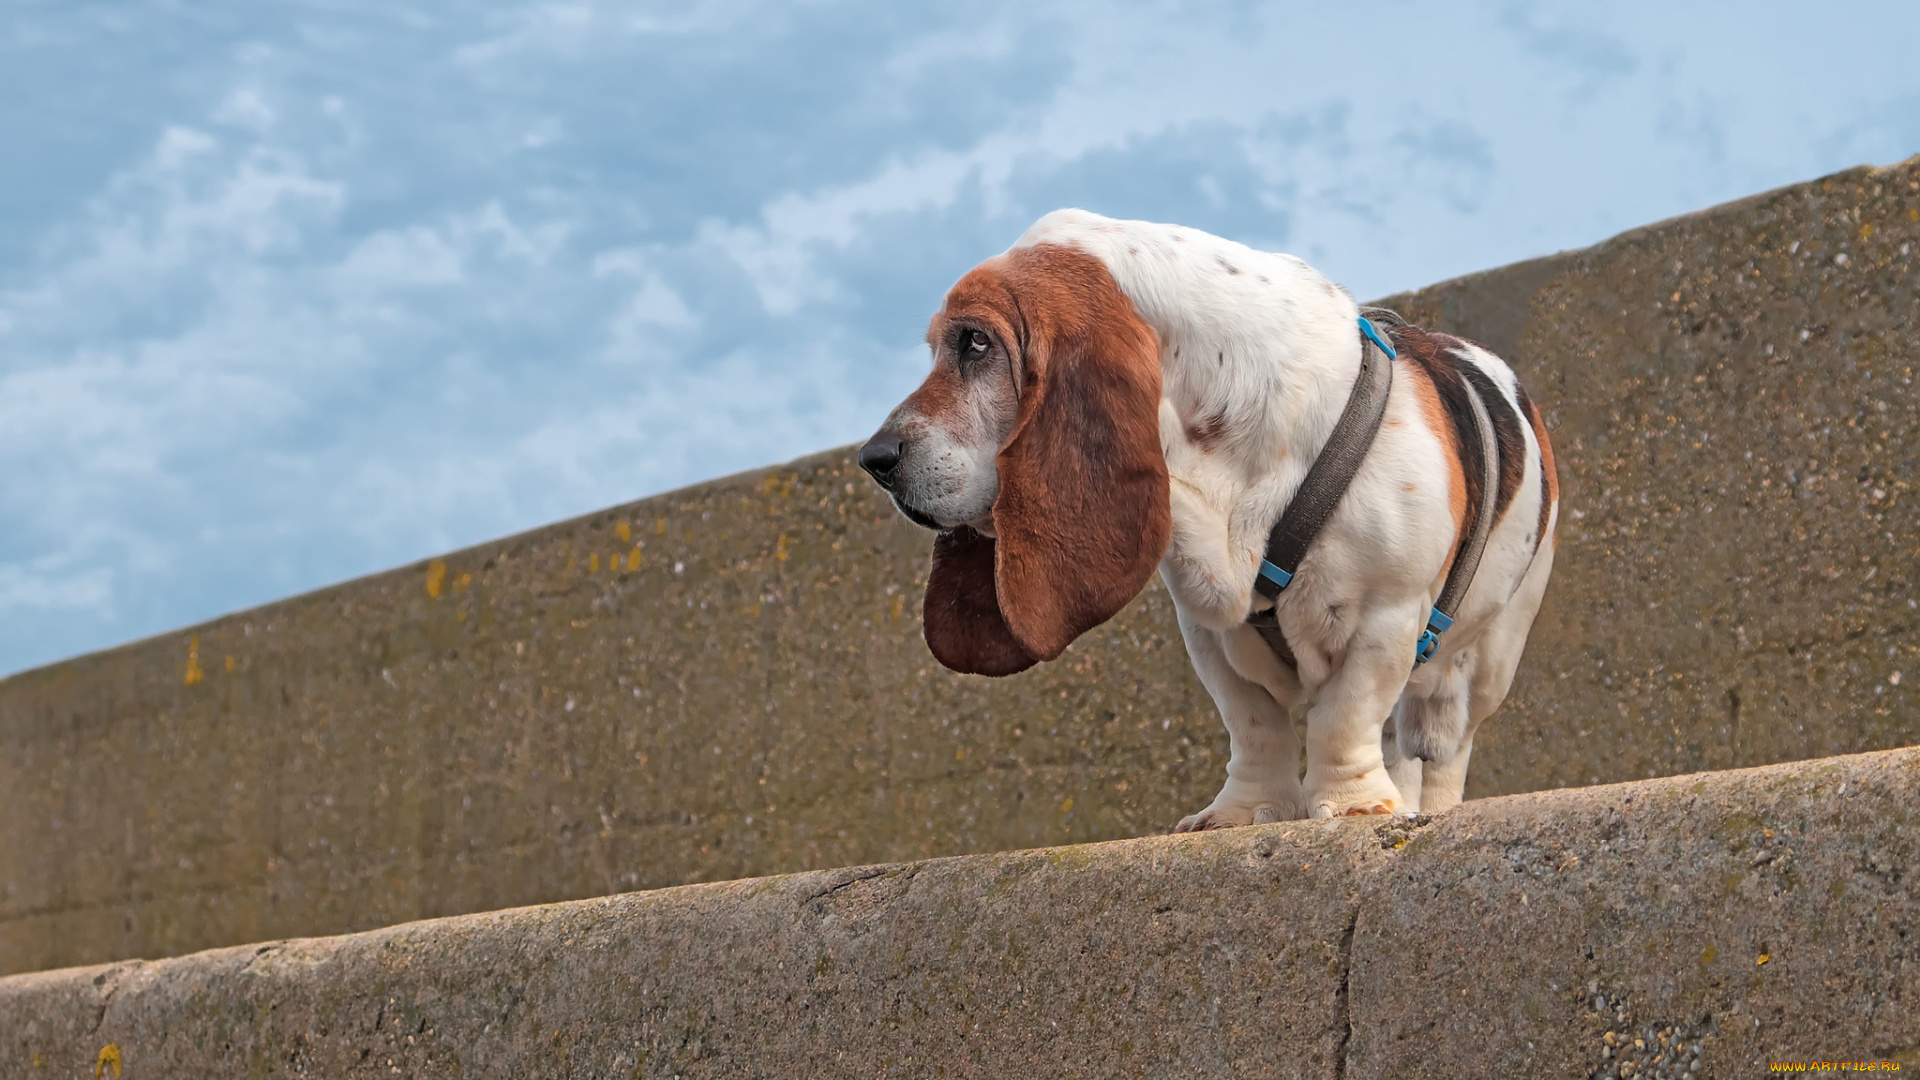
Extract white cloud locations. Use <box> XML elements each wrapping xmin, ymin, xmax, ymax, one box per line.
<box><xmin>214</xmin><ymin>86</ymin><xmax>277</xmax><ymax>132</ymax></box>
<box><xmin>333</xmin><ymin>227</ymin><xmax>467</xmax><ymax>291</ymax></box>
<box><xmin>4</xmin><ymin>0</ymin><xmax>1920</xmax><ymax>674</ymax></box>
<box><xmin>450</xmin><ymin>0</ymin><xmax>756</xmax><ymax>66</ymax></box>
<box><xmin>0</xmin><ymin>560</ymin><xmax>114</xmax><ymax>618</ymax></box>
<box><xmin>609</xmin><ymin>274</ymin><xmax>697</xmax><ymax>336</ymax></box>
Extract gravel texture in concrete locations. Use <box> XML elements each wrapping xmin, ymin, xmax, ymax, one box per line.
<box><xmin>5</xmin><ymin>748</ymin><xmax>1916</xmax><ymax>1078</ymax></box>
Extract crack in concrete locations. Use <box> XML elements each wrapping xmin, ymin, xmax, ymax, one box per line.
<box><xmin>1332</xmin><ymin>905</ymin><xmax>1359</xmax><ymax>1079</ymax></box>
<box><xmin>86</xmin><ymin>960</ymin><xmax>142</xmax><ymax>1035</ymax></box>
<box><xmin>802</xmin><ymin>865</ymin><xmax>898</xmax><ymax>908</ymax></box>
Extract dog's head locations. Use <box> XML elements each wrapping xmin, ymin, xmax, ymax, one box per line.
<box><xmin>859</xmin><ymin>243</ymin><xmax>1171</xmax><ymax>676</ymax></box>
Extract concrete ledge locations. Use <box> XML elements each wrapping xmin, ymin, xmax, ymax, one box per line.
<box><xmin>6</xmin><ymin>748</ymin><xmax>1917</xmax><ymax>1078</ymax></box>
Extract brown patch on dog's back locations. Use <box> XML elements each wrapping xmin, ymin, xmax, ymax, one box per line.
<box><xmin>1390</xmin><ymin>325</ymin><xmax>1528</xmax><ymax>548</ymax></box>
<box><xmin>1517</xmin><ymin>382</ymin><xmax>1558</xmax><ymax>546</ymax></box>
<box><xmin>1395</xmin><ymin>339</ymin><xmax>1470</xmax><ymax>559</ymax></box>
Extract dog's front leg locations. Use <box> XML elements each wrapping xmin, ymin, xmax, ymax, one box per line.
<box><xmin>1160</xmin><ymin>474</ymin><xmax>1263</xmax><ymax>633</ymax></box>
<box><xmin>1171</xmin><ymin>610</ymin><xmax>1306</xmax><ymax>830</ymax></box>
<box><xmin>1302</xmin><ymin>607</ymin><xmax>1422</xmax><ymax>818</ymax></box>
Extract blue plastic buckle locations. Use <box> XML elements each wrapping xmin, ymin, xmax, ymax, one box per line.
<box><xmin>1258</xmin><ymin>560</ymin><xmax>1294</xmax><ymax>591</ymax></box>
<box><xmin>1358</xmin><ymin>316</ymin><xmax>1398</xmax><ymax>359</ymax></box>
<box><xmin>1413</xmin><ymin>608</ymin><xmax>1453</xmax><ymax>667</ymax></box>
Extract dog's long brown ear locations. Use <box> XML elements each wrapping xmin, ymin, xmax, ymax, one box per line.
<box><xmin>923</xmin><ymin>526</ymin><xmax>1039</xmax><ymax>676</ymax></box>
<box><xmin>989</xmin><ymin>244</ymin><xmax>1171</xmax><ymax>663</ymax></box>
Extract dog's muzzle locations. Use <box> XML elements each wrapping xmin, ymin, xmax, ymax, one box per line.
<box><xmin>858</xmin><ymin>429</ymin><xmax>944</xmax><ymax>530</ymax></box>
<box><xmin>858</xmin><ymin>431</ymin><xmax>903</xmax><ymax>489</ymax></box>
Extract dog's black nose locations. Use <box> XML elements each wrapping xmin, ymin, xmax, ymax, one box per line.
<box><xmin>859</xmin><ymin>432</ymin><xmax>904</xmax><ymax>486</ymax></box>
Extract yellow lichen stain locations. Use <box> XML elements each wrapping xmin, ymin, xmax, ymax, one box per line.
<box><xmin>95</xmin><ymin>1044</ymin><xmax>121</xmax><ymax>1079</ymax></box>
<box><xmin>955</xmin><ymin>747</ymin><xmax>965</xmax><ymax>761</ymax></box>
<box><xmin>183</xmin><ymin>636</ymin><xmax>204</xmax><ymax>686</ymax></box>
<box><xmin>224</xmin><ymin>655</ymin><xmax>235</xmax><ymax>674</ymax></box>
<box><xmin>759</xmin><ymin>473</ymin><xmax>796</xmax><ymax>500</ymax></box>
<box><xmin>889</xmin><ymin>594</ymin><xmax>905</xmax><ymax>623</ymax></box>
<box><xmin>425</xmin><ymin>559</ymin><xmax>447</xmax><ymax>598</ymax></box>
<box><xmin>1757</xmin><ymin>952</ymin><xmax>1771</xmax><ymax>965</ymax></box>
<box><xmin>1701</xmin><ymin>943</ymin><xmax>1718</xmax><ymax>964</ymax></box>
<box><xmin>626</xmin><ymin>547</ymin><xmax>642</xmax><ymax>572</ymax></box>
<box><xmin>654</xmin><ymin>518</ymin><xmax>667</xmax><ymax>535</ymax></box>
<box><xmin>1861</xmin><ymin>222</ymin><xmax>1876</xmax><ymax>239</ymax></box>
<box><xmin>454</xmin><ymin>572</ymin><xmax>473</xmax><ymax>594</ymax></box>
<box><xmin>1059</xmin><ymin>797</ymin><xmax>1074</xmax><ymax>814</ymax></box>
<box><xmin>775</xmin><ymin>534</ymin><xmax>790</xmax><ymax>562</ymax></box>
<box><xmin>589</xmin><ymin>553</ymin><xmax>600</xmax><ymax>572</ymax></box>
<box><xmin>1911</xmin><ymin>208</ymin><xmax>1919</xmax><ymax>222</ymax></box>
<box><xmin>615</xmin><ymin>520</ymin><xmax>632</xmax><ymax>543</ymax></box>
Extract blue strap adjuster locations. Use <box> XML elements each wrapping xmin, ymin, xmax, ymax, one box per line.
<box><xmin>1258</xmin><ymin>559</ymin><xmax>1293</xmax><ymax>590</ymax></box>
<box><xmin>1358</xmin><ymin>316</ymin><xmax>1398</xmax><ymax>359</ymax></box>
<box><xmin>1413</xmin><ymin>608</ymin><xmax>1453</xmax><ymax>667</ymax></box>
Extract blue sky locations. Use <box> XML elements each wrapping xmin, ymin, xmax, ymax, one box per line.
<box><xmin>3</xmin><ymin>1</ymin><xmax>1919</xmax><ymax>676</ymax></box>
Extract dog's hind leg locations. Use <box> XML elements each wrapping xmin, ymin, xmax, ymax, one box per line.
<box><xmin>1173</xmin><ymin>614</ymin><xmax>1307</xmax><ymax>830</ymax></box>
<box><xmin>1394</xmin><ymin>662</ymin><xmax>1472</xmax><ymax>767</ymax></box>
<box><xmin>1394</xmin><ymin>671</ymin><xmax>1479</xmax><ymax>813</ymax></box>
<box><xmin>1420</xmin><ymin>536</ymin><xmax>1557</xmax><ymax>812</ymax></box>
<box><xmin>1418</xmin><ymin>733</ymin><xmax>1478</xmax><ymax>813</ymax></box>
<box><xmin>1380</xmin><ymin>711</ymin><xmax>1424</xmax><ymax>811</ymax></box>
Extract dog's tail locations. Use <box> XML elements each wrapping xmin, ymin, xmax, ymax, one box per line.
<box><xmin>1358</xmin><ymin>305</ymin><xmax>1409</xmax><ymax>329</ymax></box>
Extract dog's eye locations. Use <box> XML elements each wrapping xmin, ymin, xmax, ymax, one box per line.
<box><xmin>962</xmin><ymin>328</ymin><xmax>991</xmax><ymax>358</ymax></box>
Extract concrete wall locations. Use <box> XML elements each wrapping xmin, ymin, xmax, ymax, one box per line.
<box><xmin>6</xmin><ymin>748</ymin><xmax>1916</xmax><ymax>1078</ymax></box>
<box><xmin>5</xmin><ymin>158</ymin><xmax>1917</xmax><ymax>976</ymax></box>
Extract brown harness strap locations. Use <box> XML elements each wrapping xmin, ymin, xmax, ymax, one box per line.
<box><xmin>1246</xmin><ymin>313</ymin><xmax>1501</xmax><ymax>673</ymax></box>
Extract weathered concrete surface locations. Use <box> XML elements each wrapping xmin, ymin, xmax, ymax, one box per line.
<box><xmin>1346</xmin><ymin>749</ymin><xmax>1920</xmax><ymax>1076</ymax></box>
<box><xmin>7</xmin><ymin>811</ymin><xmax>1376</xmax><ymax>1078</ymax></box>
<box><xmin>4</xmin><ymin>158</ymin><xmax>1918</xmax><ymax>976</ymax></box>
<box><xmin>5</xmin><ymin>749</ymin><xmax>1916</xmax><ymax>1078</ymax></box>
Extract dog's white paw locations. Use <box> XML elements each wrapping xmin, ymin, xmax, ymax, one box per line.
<box><xmin>1174</xmin><ymin>795</ymin><xmax>1305</xmax><ymax>832</ymax></box>
<box><xmin>1305</xmin><ymin>767</ymin><xmax>1404</xmax><ymax>819</ymax></box>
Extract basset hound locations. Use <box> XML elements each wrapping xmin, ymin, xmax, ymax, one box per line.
<box><xmin>859</xmin><ymin>209</ymin><xmax>1557</xmax><ymax>823</ymax></box>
